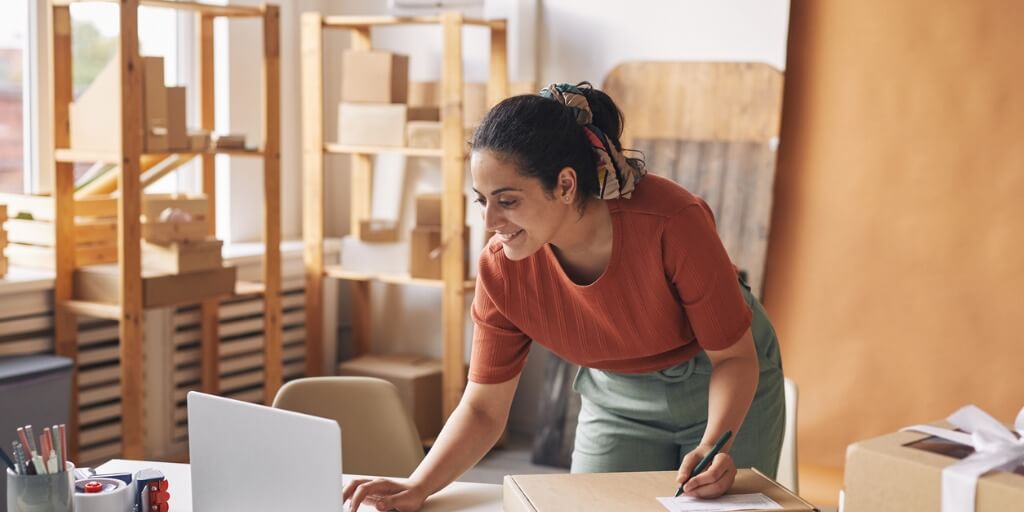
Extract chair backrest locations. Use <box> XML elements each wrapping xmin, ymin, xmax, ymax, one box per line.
<box><xmin>776</xmin><ymin>377</ymin><xmax>799</xmax><ymax>493</ymax></box>
<box><xmin>272</xmin><ymin>376</ymin><xmax>425</xmax><ymax>478</ymax></box>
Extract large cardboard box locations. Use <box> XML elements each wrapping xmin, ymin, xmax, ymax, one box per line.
<box><xmin>504</xmin><ymin>468</ymin><xmax>816</xmax><ymax>512</ymax></box>
<box><xmin>166</xmin><ymin>86</ymin><xmax>188</xmax><ymax>151</ymax></box>
<box><xmin>844</xmin><ymin>422</ymin><xmax>1024</xmax><ymax>511</ymax></box>
<box><xmin>341</xmin><ymin>50</ymin><xmax>409</xmax><ymax>104</ymax></box>
<box><xmin>409</xmin><ymin>81</ymin><xmax>489</xmax><ymax>127</ymax></box>
<box><xmin>410</xmin><ymin>226</ymin><xmax>469</xmax><ymax>280</ymax></box>
<box><xmin>142</xmin><ymin>56</ymin><xmax>169</xmax><ymax>152</ymax></box>
<box><xmin>336</xmin><ymin>354</ymin><xmax>442</xmax><ymax>439</ymax></box>
<box><xmin>406</xmin><ymin>121</ymin><xmax>441</xmax><ymax>149</ymax></box>
<box><xmin>338</xmin><ymin>103</ymin><xmax>407</xmax><ymax>147</ymax></box>
<box><xmin>357</xmin><ymin>219</ymin><xmax>399</xmax><ymax>243</ymax></box>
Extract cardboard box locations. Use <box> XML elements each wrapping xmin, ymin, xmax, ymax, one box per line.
<box><xmin>409</xmin><ymin>81</ymin><xmax>439</xmax><ymax>108</ymax></box>
<box><xmin>142</xmin><ymin>238</ymin><xmax>223</xmax><ymax>274</ymax></box>
<box><xmin>504</xmin><ymin>468</ymin><xmax>815</xmax><ymax>512</ymax></box>
<box><xmin>188</xmin><ymin>131</ymin><xmax>210</xmax><ymax>152</ymax></box>
<box><xmin>336</xmin><ymin>354</ymin><xmax>442</xmax><ymax>439</ymax></box>
<box><xmin>73</xmin><ymin>264</ymin><xmax>236</xmax><ymax>307</ymax></box>
<box><xmin>166</xmin><ymin>86</ymin><xmax>188</xmax><ymax>151</ymax></box>
<box><xmin>844</xmin><ymin>422</ymin><xmax>1024</xmax><ymax>511</ymax></box>
<box><xmin>142</xmin><ymin>194</ymin><xmax>208</xmax><ymax>223</ymax></box>
<box><xmin>406</xmin><ymin>121</ymin><xmax>441</xmax><ymax>149</ymax></box>
<box><xmin>407</xmin><ymin>107</ymin><xmax>440</xmax><ymax>122</ymax></box>
<box><xmin>415</xmin><ymin>193</ymin><xmax>465</xmax><ymax>226</ymax></box>
<box><xmin>338</xmin><ymin>103</ymin><xmax>407</xmax><ymax>147</ymax></box>
<box><xmin>339</xmin><ymin>236</ymin><xmax>409</xmax><ymax>275</ymax></box>
<box><xmin>357</xmin><ymin>219</ymin><xmax>399</xmax><ymax>243</ymax></box>
<box><xmin>408</xmin><ymin>81</ymin><xmax>489</xmax><ymax>127</ymax></box>
<box><xmin>142</xmin><ymin>56</ymin><xmax>169</xmax><ymax>153</ymax></box>
<box><xmin>341</xmin><ymin>50</ymin><xmax>409</xmax><ymax>104</ymax></box>
<box><xmin>410</xmin><ymin>226</ymin><xmax>468</xmax><ymax>280</ymax></box>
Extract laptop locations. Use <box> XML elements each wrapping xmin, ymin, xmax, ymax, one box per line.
<box><xmin>187</xmin><ymin>391</ymin><xmax>342</xmax><ymax>512</ymax></box>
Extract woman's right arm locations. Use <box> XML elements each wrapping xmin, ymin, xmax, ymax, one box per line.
<box><xmin>343</xmin><ymin>374</ymin><xmax>521</xmax><ymax>512</ymax></box>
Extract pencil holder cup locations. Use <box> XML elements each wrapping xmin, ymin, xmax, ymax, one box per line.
<box><xmin>5</xmin><ymin>462</ymin><xmax>75</xmax><ymax>512</ymax></box>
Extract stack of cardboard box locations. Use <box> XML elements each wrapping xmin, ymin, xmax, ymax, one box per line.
<box><xmin>410</xmin><ymin>193</ymin><xmax>467</xmax><ymax>279</ymax></box>
<box><xmin>0</xmin><ymin>205</ymin><xmax>7</xmax><ymax>278</ymax></box>
<box><xmin>338</xmin><ymin>50</ymin><xmax>427</xmax><ymax>147</ymax></box>
<box><xmin>406</xmin><ymin>81</ymin><xmax>488</xmax><ymax>150</ymax></box>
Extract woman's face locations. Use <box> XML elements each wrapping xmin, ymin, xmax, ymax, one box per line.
<box><xmin>470</xmin><ymin>149</ymin><xmax>574</xmax><ymax>261</ymax></box>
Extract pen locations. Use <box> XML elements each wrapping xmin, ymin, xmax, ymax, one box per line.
<box><xmin>51</xmin><ymin>425</ymin><xmax>62</xmax><ymax>472</ymax></box>
<box><xmin>675</xmin><ymin>430</ymin><xmax>733</xmax><ymax>497</ymax></box>
<box><xmin>17</xmin><ymin>427</ymin><xmax>33</xmax><ymax>458</ymax></box>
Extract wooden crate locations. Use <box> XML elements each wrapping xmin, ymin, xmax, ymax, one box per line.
<box><xmin>73</xmin><ymin>264</ymin><xmax>237</xmax><ymax>308</ymax></box>
<box><xmin>142</xmin><ymin>238</ymin><xmax>223</xmax><ymax>274</ymax></box>
<box><xmin>6</xmin><ymin>243</ymin><xmax>118</xmax><ymax>268</ymax></box>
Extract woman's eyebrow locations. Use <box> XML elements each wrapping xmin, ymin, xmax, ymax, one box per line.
<box><xmin>472</xmin><ymin>187</ymin><xmax>522</xmax><ymax>196</ymax></box>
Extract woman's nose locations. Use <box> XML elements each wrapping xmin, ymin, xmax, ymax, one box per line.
<box><xmin>482</xmin><ymin>202</ymin><xmax>503</xmax><ymax>231</ymax></box>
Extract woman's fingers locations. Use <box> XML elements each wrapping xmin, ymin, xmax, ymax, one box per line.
<box><xmin>342</xmin><ymin>478</ymin><xmax>372</xmax><ymax>503</ymax></box>
<box><xmin>675</xmin><ymin>451</ymin><xmax>702</xmax><ymax>484</ymax></box>
<box><xmin>346</xmin><ymin>479</ymin><xmax>395</xmax><ymax>511</ymax></box>
<box><xmin>682</xmin><ymin>454</ymin><xmax>735</xmax><ymax>497</ymax></box>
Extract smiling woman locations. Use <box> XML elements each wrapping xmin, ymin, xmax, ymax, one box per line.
<box><xmin>344</xmin><ymin>83</ymin><xmax>787</xmax><ymax>512</ymax></box>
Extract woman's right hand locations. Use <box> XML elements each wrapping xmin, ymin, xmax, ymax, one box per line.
<box><xmin>342</xmin><ymin>478</ymin><xmax>427</xmax><ymax>512</ymax></box>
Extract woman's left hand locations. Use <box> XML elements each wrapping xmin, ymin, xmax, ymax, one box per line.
<box><xmin>676</xmin><ymin>448</ymin><xmax>737</xmax><ymax>498</ymax></box>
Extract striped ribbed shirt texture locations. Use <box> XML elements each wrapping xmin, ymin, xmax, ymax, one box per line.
<box><xmin>469</xmin><ymin>174</ymin><xmax>752</xmax><ymax>384</ymax></box>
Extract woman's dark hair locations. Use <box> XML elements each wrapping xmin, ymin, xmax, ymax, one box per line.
<box><xmin>470</xmin><ymin>82</ymin><xmax>625</xmax><ymax>212</ymax></box>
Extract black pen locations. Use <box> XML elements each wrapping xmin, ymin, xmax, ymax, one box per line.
<box><xmin>675</xmin><ymin>430</ymin><xmax>733</xmax><ymax>497</ymax></box>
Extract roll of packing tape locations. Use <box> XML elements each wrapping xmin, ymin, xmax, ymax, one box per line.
<box><xmin>73</xmin><ymin>477</ymin><xmax>135</xmax><ymax>512</ymax></box>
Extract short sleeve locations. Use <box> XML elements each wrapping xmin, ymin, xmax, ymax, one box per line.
<box><xmin>662</xmin><ymin>203</ymin><xmax>752</xmax><ymax>351</ymax></box>
<box><xmin>468</xmin><ymin>248</ymin><xmax>532</xmax><ymax>384</ymax></box>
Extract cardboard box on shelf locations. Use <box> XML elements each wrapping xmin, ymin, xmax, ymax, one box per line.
<box><xmin>166</xmin><ymin>86</ymin><xmax>188</xmax><ymax>151</ymax></box>
<box><xmin>188</xmin><ymin>131</ymin><xmax>210</xmax><ymax>152</ymax></box>
<box><xmin>338</xmin><ymin>103</ymin><xmax>407</xmax><ymax>147</ymax></box>
<box><xmin>336</xmin><ymin>354</ymin><xmax>443</xmax><ymax>439</ymax></box>
<box><xmin>463</xmin><ymin>82</ymin><xmax>488</xmax><ymax>128</ymax></box>
<box><xmin>357</xmin><ymin>219</ymin><xmax>400</xmax><ymax>243</ymax></box>
<box><xmin>142</xmin><ymin>56</ymin><xmax>169</xmax><ymax>153</ymax></box>
<box><xmin>504</xmin><ymin>468</ymin><xmax>815</xmax><ymax>512</ymax></box>
<box><xmin>407</xmin><ymin>107</ymin><xmax>440</xmax><ymax>122</ymax></box>
<box><xmin>406</xmin><ymin>121</ymin><xmax>441</xmax><ymax>149</ymax></box>
<box><xmin>341</xmin><ymin>50</ymin><xmax>409</xmax><ymax>104</ymax></box>
<box><xmin>409</xmin><ymin>81</ymin><xmax>439</xmax><ymax>108</ymax></box>
<box><xmin>142</xmin><ymin>194</ymin><xmax>208</xmax><ymax>223</ymax></box>
<box><xmin>339</xmin><ymin>236</ymin><xmax>409</xmax><ymax>276</ymax></box>
<box><xmin>73</xmin><ymin>264</ymin><xmax>236</xmax><ymax>308</ymax></box>
<box><xmin>843</xmin><ymin>420</ymin><xmax>1024</xmax><ymax>511</ymax></box>
<box><xmin>414</xmin><ymin>193</ymin><xmax>465</xmax><ymax>227</ymax></box>
<box><xmin>143</xmin><ymin>220</ymin><xmax>209</xmax><ymax>245</ymax></box>
<box><xmin>212</xmin><ymin>133</ymin><xmax>246</xmax><ymax>149</ymax></box>
<box><xmin>410</xmin><ymin>226</ymin><xmax>468</xmax><ymax>280</ymax></box>
<box><xmin>142</xmin><ymin>238</ymin><xmax>223</xmax><ymax>274</ymax></box>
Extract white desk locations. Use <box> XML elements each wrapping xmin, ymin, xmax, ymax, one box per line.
<box><xmin>96</xmin><ymin>459</ymin><xmax>502</xmax><ymax>511</ymax></box>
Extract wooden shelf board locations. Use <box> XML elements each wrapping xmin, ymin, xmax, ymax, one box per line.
<box><xmin>64</xmin><ymin>300</ymin><xmax>121</xmax><ymax>320</ymax></box>
<box><xmin>55</xmin><ymin>147</ymin><xmax>264</xmax><ymax>163</ymax></box>
<box><xmin>323</xmin><ymin>143</ymin><xmax>443</xmax><ymax>158</ymax></box>
<box><xmin>323</xmin><ymin>265</ymin><xmax>474</xmax><ymax>291</ymax></box>
<box><xmin>52</xmin><ymin>0</ymin><xmax>264</xmax><ymax>17</ymax></box>
<box><xmin>234</xmin><ymin>280</ymin><xmax>266</xmax><ymax>297</ymax></box>
<box><xmin>322</xmin><ymin>16</ymin><xmax>504</xmax><ymax>30</ymax></box>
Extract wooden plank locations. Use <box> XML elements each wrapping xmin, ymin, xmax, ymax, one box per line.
<box><xmin>73</xmin><ymin>265</ymin><xmax>237</xmax><ymax>308</ymax></box>
<box><xmin>52</xmin><ymin>0</ymin><xmax>263</xmax><ymax>17</ymax></box>
<box><xmin>440</xmin><ymin>12</ymin><xmax>467</xmax><ymax>418</ymax></box>
<box><xmin>323</xmin><ymin>143</ymin><xmax>443</xmax><ymax>158</ymax></box>
<box><xmin>117</xmin><ymin>0</ymin><xmax>145</xmax><ymax>459</ymax></box>
<box><xmin>0</xmin><ymin>193</ymin><xmax>117</xmax><ymax>220</ymax></box>
<box><xmin>80</xmin><ymin>402</ymin><xmax>122</xmax><ymax>425</ymax></box>
<box><xmin>51</xmin><ymin>3</ymin><xmax>81</xmax><ymax>461</ymax></box>
<box><xmin>321</xmin><ymin>15</ymin><xmax>501</xmax><ymax>29</ymax></box>
<box><xmin>262</xmin><ymin>4</ymin><xmax>284</xmax><ymax>402</ymax></box>
<box><xmin>487</xmin><ymin>26</ymin><xmax>509</xmax><ymax>109</ymax></box>
<box><xmin>5</xmin><ymin>218</ymin><xmax>117</xmax><ymax>246</ymax></box>
<box><xmin>79</xmin><ymin>382</ymin><xmax>121</xmax><ymax>407</ymax></box>
<box><xmin>6</xmin><ymin>243</ymin><xmax>118</xmax><ymax>268</ymax></box>
<box><xmin>300</xmin><ymin>11</ymin><xmax>323</xmax><ymax>382</ymax></box>
<box><xmin>197</xmin><ymin>12</ymin><xmax>220</xmax><ymax>397</ymax></box>
<box><xmin>64</xmin><ymin>300</ymin><xmax>121</xmax><ymax>320</ymax></box>
<box><xmin>602</xmin><ymin>62</ymin><xmax>784</xmax><ymax>147</ymax></box>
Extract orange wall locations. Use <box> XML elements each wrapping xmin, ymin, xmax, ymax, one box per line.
<box><xmin>765</xmin><ymin>0</ymin><xmax>1024</xmax><ymax>469</ymax></box>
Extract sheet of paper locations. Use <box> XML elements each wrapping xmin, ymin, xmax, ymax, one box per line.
<box><xmin>656</xmin><ymin>492</ymin><xmax>783</xmax><ymax>512</ymax></box>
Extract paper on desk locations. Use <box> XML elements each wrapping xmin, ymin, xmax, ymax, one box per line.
<box><xmin>656</xmin><ymin>492</ymin><xmax>782</xmax><ymax>512</ymax></box>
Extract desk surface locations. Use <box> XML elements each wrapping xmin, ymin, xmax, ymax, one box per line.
<box><xmin>96</xmin><ymin>459</ymin><xmax>502</xmax><ymax>512</ymax></box>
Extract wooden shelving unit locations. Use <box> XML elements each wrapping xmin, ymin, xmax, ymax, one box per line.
<box><xmin>301</xmin><ymin>13</ymin><xmax>508</xmax><ymax>417</ymax></box>
<box><xmin>49</xmin><ymin>0</ymin><xmax>281</xmax><ymax>459</ymax></box>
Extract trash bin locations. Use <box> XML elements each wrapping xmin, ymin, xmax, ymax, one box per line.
<box><xmin>0</xmin><ymin>355</ymin><xmax>73</xmax><ymax>512</ymax></box>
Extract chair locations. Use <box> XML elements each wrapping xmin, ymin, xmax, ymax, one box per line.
<box><xmin>776</xmin><ymin>377</ymin><xmax>799</xmax><ymax>493</ymax></box>
<box><xmin>272</xmin><ymin>376</ymin><xmax>425</xmax><ymax>478</ymax></box>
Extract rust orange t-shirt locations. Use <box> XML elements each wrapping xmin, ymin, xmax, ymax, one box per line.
<box><xmin>469</xmin><ymin>174</ymin><xmax>752</xmax><ymax>384</ymax></box>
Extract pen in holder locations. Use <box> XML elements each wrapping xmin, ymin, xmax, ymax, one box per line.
<box><xmin>6</xmin><ymin>461</ymin><xmax>75</xmax><ymax>512</ymax></box>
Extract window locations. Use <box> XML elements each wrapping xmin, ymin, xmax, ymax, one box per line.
<box><xmin>0</xmin><ymin>1</ymin><xmax>28</xmax><ymax>193</ymax></box>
